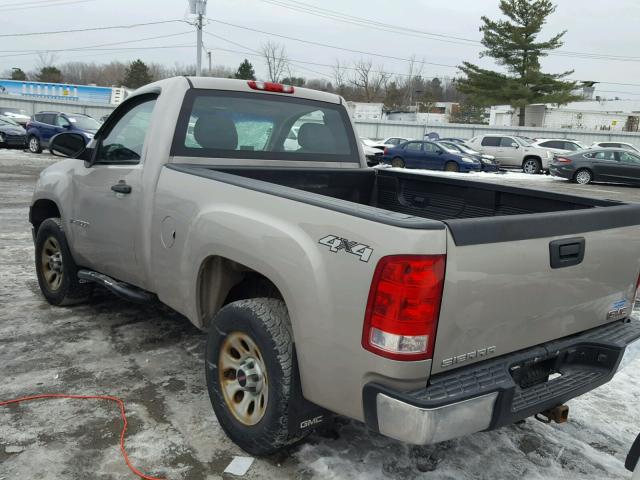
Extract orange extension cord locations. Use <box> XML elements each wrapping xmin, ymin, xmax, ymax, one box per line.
<box><xmin>0</xmin><ymin>394</ymin><xmax>165</xmax><ymax>480</ymax></box>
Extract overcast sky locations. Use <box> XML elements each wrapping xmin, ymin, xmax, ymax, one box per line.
<box><xmin>2</xmin><ymin>0</ymin><xmax>640</xmax><ymax>98</ymax></box>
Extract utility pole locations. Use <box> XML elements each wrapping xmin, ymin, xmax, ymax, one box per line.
<box><xmin>190</xmin><ymin>0</ymin><xmax>207</xmax><ymax>77</ymax></box>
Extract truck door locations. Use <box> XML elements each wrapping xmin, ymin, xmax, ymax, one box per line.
<box><xmin>69</xmin><ymin>94</ymin><xmax>158</xmax><ymax>287</ymax></box>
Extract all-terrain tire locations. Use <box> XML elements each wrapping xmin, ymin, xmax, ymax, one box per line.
<box><xmin>35</xmin><ymin>218</ymin><xmax>92</xmax><ymax>305</ymax></box>
<box><xmin>205</xmin><ymin>298</ymin><xmax>308</xmax><ymax>455</ymax></box>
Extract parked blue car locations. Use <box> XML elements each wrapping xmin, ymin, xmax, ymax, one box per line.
<box><xmin>26</xmin><ymin>111</ymin><xmax>100</xmax><ymax>153</ymax></box>
<box><xmin>382</xmin><ymin>140</ymin><xmax>482</xmax><ymax>172</ymax></box>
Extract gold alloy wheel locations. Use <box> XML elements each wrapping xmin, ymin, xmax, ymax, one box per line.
<box><xmin>218</xmin><ymin>331</ymin><xmax>269</xmax><ymax>426</ymax></box>
<box><xmin>41</xmin><ymin>236</ymin><xmax>64</xmax><ymax>291</ymax></box>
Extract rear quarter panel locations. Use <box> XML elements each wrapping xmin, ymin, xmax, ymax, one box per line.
<box><xmin>150</xmin><ymin>167</ymin><xmax>447</xmax><ymax>421</ymax></box>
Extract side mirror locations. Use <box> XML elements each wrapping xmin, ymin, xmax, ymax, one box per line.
<box><xmin>436</xmin><ymin>149</ymin><xmax>443</xmax><ymax>154</ymax></box>
<box><xmin>513</xmin><ymin>144</ymin><xmax>519</xmax><ymax>149</ymax></box>
<box><xmin>49</xmin><ymin>132</ymin><xmax>89</xmax><ymax>159</ymax></box>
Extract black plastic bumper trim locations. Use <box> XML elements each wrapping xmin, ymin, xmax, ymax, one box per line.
<box><xmin>363</xmin><ymin>318</ymin><xmax>640</xmax><ymax>435</ymax></box>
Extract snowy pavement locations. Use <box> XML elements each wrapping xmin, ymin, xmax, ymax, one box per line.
<box><xmin>0</xmin><ymin>149</ymin><xmax>639</xmax><ymax>479</ymax></box>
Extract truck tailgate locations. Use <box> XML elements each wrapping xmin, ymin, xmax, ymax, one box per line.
<box><xmin>432</xmin><ymin>223</ymin><xmax>640</xmax><ymax>375</ymax></box>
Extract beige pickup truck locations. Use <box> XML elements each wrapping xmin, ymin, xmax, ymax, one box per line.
<box><xmin>30</xmin><ymin>77</ymin><xmax>640</xmax><ymax>455</ymax></box>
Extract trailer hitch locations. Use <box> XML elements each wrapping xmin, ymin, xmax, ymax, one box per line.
<box><xmin>535</xmin><ymin>404</ymin><xmax>569</xmax><ymax>424</ymax></box>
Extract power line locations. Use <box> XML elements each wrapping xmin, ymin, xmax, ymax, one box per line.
<box><xmin>0</xmin><ymin>19</ymin><xmax>186</xmax><ymax>38</ymax></box>
<box><xmin>207</xmin><ymin>18</ymin><xmax>459</xmax><ymax>69</ymax></box>
<box><xmin>0</xmin><ymin>0</ymin><xmax>97</xmax><ymax>11</ymax></box>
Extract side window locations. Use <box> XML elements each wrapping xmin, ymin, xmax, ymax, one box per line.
<box><xmin>618</xmin><ymin>151</ymin><xmax>640</xmax><ymax>164</ymax></box>
<box><xmin>95</xmin><ymin>98</ymin><xmax>157</xmax><ymax>164</ymax></box>
<box><xmin>600</xmin><ymin>143</ymin><xmax>618</xmax><ymax>148</ymax></box>
<box><xmin>423</xmin><ymin>142</ymin><xmax>437</xmax><ymax>153</ymax></box>
<box><xmin>481</xmin><ymin>136</ymin><xmax>500</xmax><ymax>147</ymax></box>
<box><xmin>593</xmin><ymin>151</ymin><xmax>616</xmax><ymax>161</ymax></box>
<box><xmin>564</xmin><ymin>142</ymin><xmax>579</xmax><ymax>151</ymax></box>
<box><xmin>500</xmin><ymin>137</ymin><xmax>518</xmax><ymax>148</ymax></box>
<box><xmin>543</xmin><ymin>140</ymin><xmax>564</xmax><ymax>149</ymax></box>
<box><xmin>404</xmin><ymin>142</ymin><xmax>423</xmax><ymax>151</ymax></box>
<box><xmin>42</xmin><ymin>114</ymin><xmax>56</xmax><ymax>125</ymax></box>
<box><xmin>55</xmin><ymin>115</ymin><xmax>70</xmax><ymax>127</ymax></box>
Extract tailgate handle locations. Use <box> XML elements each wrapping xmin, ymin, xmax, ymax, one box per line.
<box><xmin>549</xmin><ymin>237</ymin><xmax>585</xmax><ymax>269</ymax></box>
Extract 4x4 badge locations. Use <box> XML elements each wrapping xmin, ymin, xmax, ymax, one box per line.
<box><xmin>318</xmin><ymin>235</ymin><xmax>373</xmax><ymax>263</ymax></box>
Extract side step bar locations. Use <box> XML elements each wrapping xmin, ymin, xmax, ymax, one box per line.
<box><xmin>77</xmin><ymin>269</ymin><xmax>155</xmax><ymax>304</ymax></box>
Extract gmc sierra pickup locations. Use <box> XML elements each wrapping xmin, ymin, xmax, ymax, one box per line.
<box><xmin>31</xmin><ymin>77</ymin><xmax>640</xmax><ymax>455</ymax></box>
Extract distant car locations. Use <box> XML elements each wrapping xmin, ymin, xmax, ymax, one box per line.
<box><xmin>468</xmin><ymin>134</ymin><xmax>554</xmax><ymax>174</ymax></box>
<box><xmin>532</xmin><ymin>138</ymin><xmax>586</xmax><ymax>154</ymax></box>
<box><xmin>437</xmin><ymin>140</ymin><xmax>499</xmax><ymax>172</ymax></box>
<box><xmin>0</xmin><ymin>107</ymin><xmax>30</xmax><ymax>127</ymax></box>
<box><xmin>361</xmin><ymin>137</ymin><xmax>383</xmax><ymax>166</ymax></box>
<box><xmin>0</xmin><ymin>116</ymin><xmax>26</xmax><ymax>148</ymax></box>
<box><xmin>382</xmin><ymin>140</ymin><xmax>482</xmax><ymax>172</ymax></box>
<box><xmin>372</xmin><ymin>137</ymin><xmax>411</xmax><ymax>149</ymax></box>
<box><xmin>438</xmin><ymin>137</ymin><xmax>468</xmax><ymax>145</ymax></box>
<box><xmin>590</xmin><ymin>141</ymin><xmax>640</xmax><ymax>152</ymax></box>
<box><xmin>549</xmin><ymin>148</ymin><xmax>640</xmax><ymax>185</ymax></box>
<box><xmin>26</xmin><ymin>111</ymin><xmax>100</xmax><ymax>153</ymax></box>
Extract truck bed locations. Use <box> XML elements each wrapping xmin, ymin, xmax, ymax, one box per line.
<box><xmin>169</xmin><ymin>165</ymin><xmax>639</xmax><ymax>246</ymax></box>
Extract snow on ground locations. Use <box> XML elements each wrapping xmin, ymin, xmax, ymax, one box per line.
<box><xmin>1</xmin><ymin>149</ymin><xmax>639</xmax><ymax>479</ymax></box>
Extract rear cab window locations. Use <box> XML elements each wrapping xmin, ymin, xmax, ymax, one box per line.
<box><xmin>172</xmin><ymin>89</ymin><xmax>358</xmax><ymax>163</ymax></box>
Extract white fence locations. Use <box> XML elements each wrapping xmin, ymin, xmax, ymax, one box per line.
<box><xmin>0</xmin><ymin>95</ymin><xmax>115</xmax><ymax>119</ymax></box>
<box><xmin>354</xmin><ymin>120</ymin><xmax>640</xmax><ymax>148</ymax></box>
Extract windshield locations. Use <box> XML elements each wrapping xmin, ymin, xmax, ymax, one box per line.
<box><xmin>173</xmin><ymin>89</ymin><xmax>358</xmax><ymax>163</ymax></box>
<box><xmin>450</xmin><ymin>143</ymin><xmax>477</xmax><ymax>154</ymax></box>
<box><xmin>0</xmin><ymin>116</ymin><xmax>19</xmax><ymax>126</ymax></box>
<box><xmin>66</xmin><ymin>115</ymin><xmax>101</xmax><ymax>131</ymax></box>
<box><xmin>438</xmin><ymin>142</ymin><xmax>461</xmax><ymax>153</ymax></box>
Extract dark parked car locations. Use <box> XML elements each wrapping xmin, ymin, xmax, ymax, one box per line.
<box><xmin>382</xmin><ymin>140</ymin><xmax>482</xmax><ymax>172</ymax></box>
<box><xmin>549</xmin><ymin>148</ymin><xmax>640</xmax><ymax>185</ymax></box>
<box><xmin>26</xmin><ymin>111</ymin><xmax>100</xmax><ymax>153</ymax></box>
<box><xmin>0</xmin><ymin>116</ymin><xmax>26</xmax><ymax>148</ymax></box>
<box><xmin>437</xmin><ymin>140</ymin><xmax>500</xmax><ymax>172</ymax></box>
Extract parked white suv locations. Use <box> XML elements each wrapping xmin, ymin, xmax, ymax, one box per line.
<box><xmin>468</xmin><ymin>134</ymin><xmax>554</xmax><ymax>174</ymax></box>
<box><xmin>532</xmin><ymin>138</ymin><xmax>586</xmax><ymax>154</ymax></box>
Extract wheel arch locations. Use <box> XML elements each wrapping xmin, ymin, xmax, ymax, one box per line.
<box><xmin>522</xmin><ymin>155</ymin><xmax>542</xmax><ymax>164</ymax></box>
<box><xmin>196</xmin><ymin>255</ymin><xmax>287</xmax><ymax>330</ymax></box>
<box><xmin>30</xmin><ymin>198</ymin><xmax>61</xmax><ymax>234</ymax></box>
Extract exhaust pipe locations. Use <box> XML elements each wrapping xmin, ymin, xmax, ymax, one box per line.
<box><xmin>536</xmin><ymin>405</ymin><xmax>569</xmax><ymax>424</ymax></box>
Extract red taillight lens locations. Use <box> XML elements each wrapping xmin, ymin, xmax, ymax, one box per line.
<box><xmin>247</xmin><ymin>80</ymin><xmax>294</xmax><ymax>93</ymax></box>
<box><xmin>362</xmin><ymin>255</ymin><xmax>446</xmax><ymax>360</ymax></box>
<box><xmin>383</xmin><ymin>147</ymin><xmax>388</xmax><ymax>155</ymax></box>
<box><xmin>556</xmin><ymin>157</ymin><xmax>572</xmax><ymax>163</ymax></box>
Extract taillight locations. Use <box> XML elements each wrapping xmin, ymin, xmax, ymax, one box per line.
<box><xmin>556</xmin><ymin>157</ymin><xmax>572</xmax><ymax>163</ymax></box>
<box><xmin>247</xmin><ymin>80</ymin><xmax>294</xmax><ymax>93</ymax></box>
<box><xmin>383</xmin><ymin>147</ymin><xmax>388</xmax><ymax>155</ymax></box>
<box><xmin>362</xmin><ymin>255</ymin><xmax>446</xmax><ymax>360</ymax></box>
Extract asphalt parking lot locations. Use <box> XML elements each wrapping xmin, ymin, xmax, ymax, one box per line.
<box><xmin>1</xmin><ymin>149</ymin><xmax>639</xmax><ymax>480</ymax></box>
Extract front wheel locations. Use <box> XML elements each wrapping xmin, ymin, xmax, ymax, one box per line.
<box><xmin>574</xmin><ymin>168</ymin><xmax>593</xmax><ymax>185</ymax></box>
<box><xmin>205</xmin><ymin>298</ymin><xmax>308</xmax><ymax>455</ymax></box>
<box><xmin>35</xmin><ymin>218</ymin><xmax>92</xmax><ymax>305</ymax></box>
<box><xmin>522</xmin><ymin>158</ymin><xmax>542</xmax><ymax>174</ymax></box>
<box><xmin>28</xmin><ymin>135</ymin><xmax>42</xmax><ymax>154</ymax></box>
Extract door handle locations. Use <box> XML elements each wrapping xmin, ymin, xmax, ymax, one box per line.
<box><xmin>111</xmin><ymin>181</ymin><xmax>132</xmax><ymax>194</ymax></box>
<box><xmin>549</xmin><ymin>237</ymin><xmax>585</xmax><ymax>269</ymax></box>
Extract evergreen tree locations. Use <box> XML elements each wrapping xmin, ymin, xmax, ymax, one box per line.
<box><xmin>122</xmin><ymin>59</ymin><xmax>153</xmax><ymax>89</ymax></box>
<box><xmin>36</xmin><ymin>66</ymin><xmax>63</xmax><ymax>83</ymax></box>
<box><xmin>11</xmin><ymin>68</ymin><xmax>27</xmax><ymax>80</ymax></box>
<box><xmin>234</xmin><ymin>59</ymin><xmax>256</xmax><ymax>80</ymax></box>
<box><xmin>457</xmin><ymin>0</ymin><xmax>579</xmax><ymax>126</ymax></box>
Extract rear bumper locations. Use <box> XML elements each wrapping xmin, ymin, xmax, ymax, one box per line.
<box><xmin>363</xmin><ymin>318</ymin><xmax>640</xmax><ymax>445</ymax></box>
<box><xmin>549</xmin><ymin>164</ymin><xmax>575</xmax><ymax>180</ymax></box>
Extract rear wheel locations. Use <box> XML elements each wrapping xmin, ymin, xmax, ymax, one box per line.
<box><xmin>574</xmin><ymin>168</ymin><xmax>593</xmax><ymax>185</ymax></box>
<box><xmin>522</xmin><ymin>158</ymin><xmax>541</xmax><ymax>174</ymax></box>
<box><xmin>391</xmin><ymin>157</ymin><xmax>405</xmax><ymax>168</ymax></box>
<box><xmin>206</xmin><ymin>298</ymin><xmax>308</xmax><ymax>455</ymax></box>
<box><xmin>445</xmin><ymin>161</ymin><xmax>459</xmax><ymax>172</ymax></box>
<box><xmin>28</xmin><ymin>136</ymin><xmax>42</xmax><ymax>154</ymax></box>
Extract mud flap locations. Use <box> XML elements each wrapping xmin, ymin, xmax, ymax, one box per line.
<box><xmin>288</xmin><ymin>346</ymin><xmax>332</xmax><ymax>438</ymax></box>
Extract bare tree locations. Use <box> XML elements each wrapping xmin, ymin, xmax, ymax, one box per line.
<box><xmin>350</xmin><ymin>59</ymin><xmax>390</xmax><ymax>102</ymax></box>
<box><xmin>332</xmin><ymin>59</ymin><xmax>348</xmax><ymax>96</ymax></box>
<box><xmin>35</xmin><ymin>52</ymin><xmax>58</xmax><ymax>71</ymax></box>
<box><xmin>260</xmin><ymin>41</ymin><xmax>289</xmax><ymax>83</ymax></box>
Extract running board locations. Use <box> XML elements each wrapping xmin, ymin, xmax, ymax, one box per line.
<box><xmin>77</xmin><ymin>270</ymin><xmax>155</xmax><ymax>304</ymax></box>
